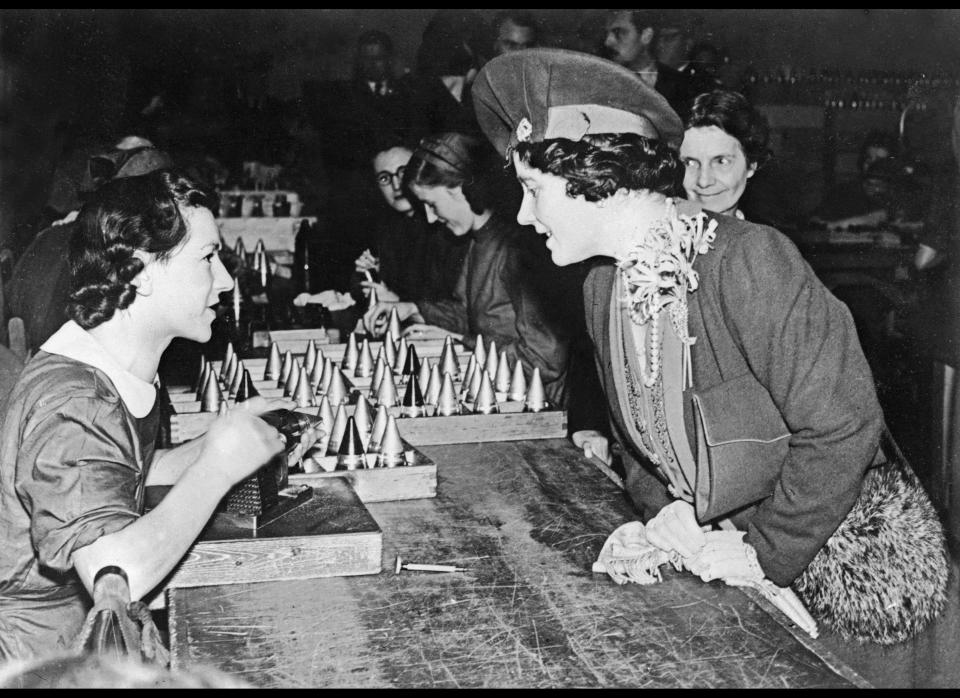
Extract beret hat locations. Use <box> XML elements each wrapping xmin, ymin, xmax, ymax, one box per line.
<box><xmin>472</xmin><ymin>48</ymin><xmax>683</xmax><ymax>157</ymax></box>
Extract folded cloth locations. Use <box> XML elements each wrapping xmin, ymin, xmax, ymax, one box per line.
<box><xmin>593</xmin><ymin>521</ymin><xmax>819</xmax><ymax>639</ymax></box>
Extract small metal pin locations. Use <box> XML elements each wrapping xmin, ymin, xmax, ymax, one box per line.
<box><xmin>394</xmin><ymin>554</ymin><xmax>466</xmax><ymax>575</ymax></box>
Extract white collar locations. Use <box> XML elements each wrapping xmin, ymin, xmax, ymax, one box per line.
<box><xmin>41</xmin><ymin>320</ymin><xmax>157</xmax><ymax>418</ymax></box>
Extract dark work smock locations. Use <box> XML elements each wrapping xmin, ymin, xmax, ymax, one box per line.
<box><xmin>0</xmin><ymin>321</ymin><xmax>159</xmax><ymax>660</ymax></box>
<box><xmin>584</xmin><ymin>207</ymin><xmax>884</xmax><ymax>586</ymax></box>
<box><xmin>417</xmin><ymin>214</ymin><xmax>568</xmax><ymax>406</ymax></box>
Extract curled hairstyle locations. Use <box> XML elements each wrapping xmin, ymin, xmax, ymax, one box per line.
<box><xmin>686</xmin><ymin>90</ymin><xmax>772</xmax><ymax>169</ymax></box>
<box><xmin>514</xmin><ymin>133</ymin><xmax>685</xmax><ymax>201</ymax></box>
<box><xmin>68</xmin><ymin>169</ymin><xmax>211</xmax><ymax>329</ymax></box>
<box><xmin>403</xmin><ymin>132</ymin><xmax>502</xmax><ymax>214</ymax></box>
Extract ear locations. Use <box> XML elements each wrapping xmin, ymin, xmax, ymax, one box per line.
<box><xmin>746</xmin><ymin>163</ymin><xmax>758</xmax><ymax>180</ymax></box>
<box><xmin>131</xmin><ymin>250</ymin><xmax>154</xmax><ymax>296</ymax></box>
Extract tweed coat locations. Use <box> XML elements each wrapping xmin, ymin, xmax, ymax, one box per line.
<box><xmin>583</xmin><ymin>210</ymin><xmax>884</xmax><ymax>586</ymax></box>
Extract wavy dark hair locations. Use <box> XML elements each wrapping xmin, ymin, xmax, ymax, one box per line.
<box><xmin>514</xmin><ymin>133</ymin><xmax>685</xmax><ymax>201</ymax></box>
<box><xmin>403</xmin><ymin>132</ymin><xmax>504</xmax><ymax>214</ymax></box>
<box><xmin>686</xmin><ymin>90</ymin><xmax>772</xmax><ymax>169</ymax></box>
<box><xmin>67</xmin><ymin>169</ymin><xmax>211</xmax><ymax>329</ymax></box>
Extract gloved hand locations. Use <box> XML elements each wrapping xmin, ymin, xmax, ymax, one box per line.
<box><xmin>644</xmin><ymin>500</ymin><xmax>709</xmax><ymax>560</ymax></box>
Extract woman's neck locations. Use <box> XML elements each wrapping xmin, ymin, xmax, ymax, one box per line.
<box><xmin>599</xmin><ymin>191</ymin><xmax>672</xmax><ymax>260</ymax></box>
<box><xmin>470</xmin><ymin>208</ymin><xmax>493</xmax><ymax>232</ymax></box>
<box><xmin>88</xmin><ymin>317</ymin><xmax>167</xmax><ymax>383</ymax></box>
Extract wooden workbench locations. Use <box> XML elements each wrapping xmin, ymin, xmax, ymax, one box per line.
<box><xmin>167</xmin><ymin>439</ymin><xmax>870</xmax><ymax>688</ymax></box>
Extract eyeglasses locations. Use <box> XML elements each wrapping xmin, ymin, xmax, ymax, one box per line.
<box><xmin>375</xmin><ymin>166</ymin><xmax>406</xmax><ymax>186</ymax></box>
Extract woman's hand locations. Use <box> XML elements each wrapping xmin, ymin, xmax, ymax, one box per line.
<box><xmin>363</xmin><ymin>300</ymin><xmax>420</xmax><ymax>336</ymax></box>
<box><xmin>571</xmin><ymin>430</ymin><xmax>611</xmax><ymax>465</ymax></box>
<box><xmin>644</xmin><ymin>500</ymin><xmax>709</xmax><ymax>560</ymax></box>
<box><xmin>684</xmin><ymin>529</ymin><xmax>764</xmax><ymax>584</ymax></box>
<box><xmin>199</xmin><ymin>403</ymin><xmax>286</xmax><ymax>489</ymax></box>
<box><xmin>361</xmin><ymin>279</ymin><xmax>399</xmax><ymax>302</ymax></box>
<box><xmin>354</xmin><ymin>248</ymin><xmax>380</xmax><ymax>273</ymax></box>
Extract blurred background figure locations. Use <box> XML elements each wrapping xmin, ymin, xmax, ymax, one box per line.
<box><xmin>683</xmin><ymin>42</ymin><xmax>725</xmax><ymax>90</ymax></box>
<box><xmin>654</xmin><ymin>20</ymin><xmax>692</xmax><ymax>72</ymax></box>
<box><xmin>680</xmin><ymin>90</ymin><xmax>771</xmax><ymax>221</ymax></box>
<box><xmin>491</xmin><ymin>11</ymin><xmax>540</xmax><ymax>56</ymax></box>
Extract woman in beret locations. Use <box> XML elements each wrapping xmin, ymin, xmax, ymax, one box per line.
<box><xmin>364</xmin><ymin>131</ymin><xmax>569</xmax><ymax>407</ymax></box>
<box><xmin>0</xmin><ymin>170</ymin><xmax>309</xmax><ymax>660</ymax></box>
<box><xmin>471</xmin><ymin>48</ymin><xmax>947</xmax><ymax>644</ymax></box>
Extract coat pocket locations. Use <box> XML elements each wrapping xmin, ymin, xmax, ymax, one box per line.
<box><xmin>692</xmin><ymin>373</ymin><xmax>791</xmax><ymax>522</ymax></box>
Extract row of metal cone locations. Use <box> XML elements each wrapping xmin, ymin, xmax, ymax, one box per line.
<box><xmin>308</xmin><ymin>395</ymin><xmax>410</xmax><ymax>470</ymax></box>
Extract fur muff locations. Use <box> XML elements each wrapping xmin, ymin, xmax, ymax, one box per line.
<box><xmin>793</xmin><ymin>456</ymin><xmax>949</xmax><ymax>645</ymax></box>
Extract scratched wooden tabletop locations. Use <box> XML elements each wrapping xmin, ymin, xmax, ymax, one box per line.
<box><xmin>168</xmin><ymin>438</ymin><xmax>870</xmax><ymax>688</ymax></box>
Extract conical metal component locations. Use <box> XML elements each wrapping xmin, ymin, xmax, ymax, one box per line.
<box><xmin>462</xmin><ymin>354</ymin><xmax>476</xmax><ymax>393</ymax></box>
<box><xmin>316</xmin><ymin>394</ymin><xmax>334</xmax><ymax>433</ymax></box>
<box><xmin>473</xmin><ymin>370</ymin><xmax>499</xmax><ymax>414</ymax></box>
<box><xmin>283</xmin><ymin>358</ymin><xmax>301</xmax><ymax>397</ymax></box>
<box><xmin>278</xmin><ymin>350</ymin><xmax>294</xmax><ymax>388</ymax></box>
<box><xmin>195</xmin><ymin>360</ymin><xmax>211</xmax><ymax>401</ymax></box>
<box><xmin>228</xmin><ymin>359</ymin><xmax>245</xmax><ymax>397</ymax></box>
<box><xmin>525</xmin><ymin>367</ymin><xmax>548</xmax><ymax>412</ymax></box>
<box><xmin>401</xmin><ymin>343</ymin><xmax>420</xmax><ymax>380</ymax></box>
<box><xmin>343</xmin><ymin>332</ymin><xmax>360</xmax><ymax>372</ymax></box>
<box><xmin>394</xmin><ymin>336</ymin><xmax>408</xmax><ymax>374</ymax></box>
<box><xmin>472</xmin><ymin>334</ymin><xmax>486</xmax><ymax>368</ymax></box>
<box><xmin>200</xmin><ymin>371</ymin><xmax>224</xmax><ymax>412</ymax></box>
<box><xmin>223</xmin><ymin>353</ymin><xmax>238</xmax><ymax>394</ymax></box>
<box><xmin>326</xmin><ymin>367</ymin><xmax>349</xmax><ymax>406</ymax></box>
<box><xmin>231</xmin><ymin>282</ymin><xmax>242</xmax><ymax>326</ymax></box>
<box><xmin>368</xmin><ymin>404</ymin><xmax>389</xmax><ymax>453</ymax></box>
<box><xmin>368</xmin><ymin>284</ymin><xmax>378</xmax><ymax>309</ymax></box>
<box><xmin>400</xmin><ymin>375</ymin><xmax>425</xmax><ymax>417</ymax></box>
<box><xmin>484</xmin><ymin>340</ymin><xmax>498</xmax><ymax>380</ymax></box>
<box><xmin>376</xmin><ymin>371</ymin><xmax>399</xmax><ymax>407</ymax></box>
<box><xmin>495</xmin><ymin>351</ymin><xmax>512</xmax><ymax>393</ymax></box>
<box><xmin>234</xmin><ymin>236</ymin><xmax>247</xmax><ymax>260</ymax></box>
<box><xmin>217</xmin><ymin>400</ymin><xmax>230</xmax><ymax>417</ymax></box>
<box><xmin>304</xmin><ymin>339</ymin><xmax>318</xmax><ymax>376</ymax></box>
<box><xmin>355</xmin><ymin>338</ymin><xmax>374</xmax><ymax>378</ymax></box>
<box><xmin>466</xmin><ymin>361</ymin><xmax>484</xmax><ymax>402</ymax></box>
<box><xmin>436</xmin><ymin>372</ymin><xmax>460</xmax><ymax>416</ymax></box>
<box><xmin>388</xmin><ymin>306</ymin><xmax>402</xmax><ymax>340</ymax></box>
<box><xmin>336</xmin><ymin>417</ymin><xmax>366</xmax><ymax>470</ymax></box>
<box><xmin>378</xmin><ymin>415</ymin><xmax>405</xmax><ymax>467</ymax></box>
<box><xmin>235</xmin><ymin>368</ymin><xmax>260</xmax><ymax>403</ymax></box>
<box><xmin>264</xmin><ymin>341</ymin><xmax>281</xmax><ymax>381</ymax></box>
<box><xmin>353</xmin><ymin>394</ymin><xmax>373</xmax><ymax>440</ymax></box>
<box><xmin>293</xmin><ymin>365</ymin><xmax>315</xmax><ymax>408</ymax></box>
<box><xmin>369</xmin><ymin>356</ymin><xmax>388</xmax><ymax>398</ymax></box>
<box><xmin>255</xmin><ymin>248</ymin><xmax>269</xmax><ymax>289</ymax></box>
<box><xmin>425</xmin><ymin>363</ymin><xmax>443</xmax><ymax>406</ymax></box>
<box><xmin>318</xmin><ymin>357</ymin><xmax>335</xmax><ymax>395</ymax></box>
<box><xmin>221</xmin><ymin>342</ymin><xmax>235</xmax><ymax>379</ymax></box>
<box><xmin>193</xmin><ymin>355</ymin><xmax>208</xmax><ymax>394</ymax></box>
<box><xmin>328</xmin><ymin>403</ymin><xmax>348</xmax><ymax>454</ymax></box>
<box><xmin>253</xmin><ymin>238</ymin><xmax>266</xmax><ymax>256</ymax></box>
<box><xmin>417</xmin><ymin>357</ymin><xmax>432</xmax><ymax>396</ymax></box>
<box><xmin>439</xmin><ymin>338</ymin><xmax>460</xmax><ymax>380</ymax></box>
<box><xmin>382</xmin><ymin>332</ymin><xmax>397</xmax><ymax>369</ymax></box>
<box><xmin>509</xmin><ymin>360</ymin><xmax>527</xmax><ymax>402</ymax></box>
<box><xmin>309</xmin><ymin>348</ymin><xmax>325</xmax><ymax>391</ymax></box>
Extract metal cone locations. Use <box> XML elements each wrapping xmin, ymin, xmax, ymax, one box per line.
<box><xmin>278</xmin><ymin>350</ymin><xmax>294</xmax><ymax>388</ymax></box>
<box><xmin>394</xmin><ymin>336</ymin><xmax>408</xmax><ymax>374</ymax></box>
<box><xmin>234</xmin><ymin>236</ymin><xmax>247</xmax><ymax>260</ymax></box>
<box><xmin>221</xmin><ymin>342</ymin><xmax>235</xmax><ymax>379</ymax></box>
<box><xmin>195</xmin><ymin>360</ymin><xmax>211</xmax><ymax>401</ymax></box>
<box><xmin>473</xmin><ymin>369</ymin><xmax>499</xmax><ymax>414</ymax></box>
<box><xmin>353</xmin><ymin>394</ymin><xmax>373</xmax><ymax>440</ymax></box>
<box><xmin>326</xmin><ymin>367</ymin><xmax>349</xmax><ymax>406</ymax></box>
<box><xmin>509</xmin><ymin>360</ymin><xmax>527</xmax><ymax>402</ymax></box>
<box><xmin>418</xmin><ymin>357</ymin><xmax>432</xmax><ymax>396</ymax></box>
<box><xmin>355</xmin><ymin>338</ymin><xmax>374</xmax><ymax>378</ymax></box>
<box><xmin>318</xmin><ymin>357</ymin><xmax>335</xmax><ymax>395</ymax></box>
<box><xmin>370</xmin><ymin>356</ymin><xmax>387</xmax><ymax>398</ymax></box>
<box><xmin>200</xmin><ymin>371</ymin><xmax>223</xmax><ymax>412</ymax></box>
<box><xmin>388</xmin><ymin>307</ymin><xmax>402</xmax><ymax>339</ymax></box>
<box><xmin>283</xmin><ymin>358</ymin><xmax>301</xmax><ymax>397</ymax></box>
<box><xmin>377</xmin><ymin>371</ymin><xmax>399</xmax><ymax>407</ymax></box>
<box><xmin>293</xmin><ymin>365</ymin><xmax>315</xmax><ymax>407</ymax></box>
<box><xmin>378</xmin><ymin>415</ymin><xmax>405</xmax><ymax>467</ymax></box>
<box><xmin>255</xmin><ymin>249</ymin><xmax>269</xmax><ymax>289</ymax></box>
<box><xmin>231</xmin><ymin>283</ymin><xmax>242</xmax><ymax>326</ymax></box>
<box><xmin>382</xmin><ymin>332</ymin><xmax>397</xmax><ymax>368</ymax></box>
<box><xmin>343</xmin><ymin>332</ymin><xmax>359</xmax><ymax>372</ymax></box>
<box><xmin>309</xmin><ymin>349</ymin><xmax>325</xmax><ymax>391</ymax></box>
<box><xmin>235</xmin><ymin>368</ymin><xmax>260</xmax><ymax>403</ymax></box>
<box><xmin>467</xmin><ymin>362</ymin><xmax>484</xmax><ymax>402</ymax></box>
<box><xmin>193</xmin><ymin>355</ymin><xmax>208</xmax><ymax>393</ymax></box>
<box><xmin>328</xmin><ymin>404</ymin><xmax>348</xmax><ymax>454</ymax></box>
<box><xmin>525</xmin><ymin>367</ymin><xmax>548</xmax><ymax>412</ymax></box>
<box><xmin>402</xmin><ymin>343</ymin><xmax>420</xmax><ymax>380</ymax></box>
<box><xmin>425</xmin><ymin>363</ymin><xmax>443</xmax><ymax>406</ymax></box>
<box><xmin>473</xmin><ymin>334</ymin><xmax>486</xmax><ymax>367</ymax></box>
<box><xmin>368</xmin><ymin>404</ymin><xmax>389</xmax><ymax>453</ymax></box>
<box><xmin>253</xmin><ymin>238</ymin><xmax>266</xmax><ymax>255</ymax></box>
<box><xmin>462</xmin><ymin>354</ymin><xmax>476</xmax><ymax>393</ymax></box>
<box><xmin>436</xmin><ymin>372</ymin><xmax>460</xmax><ymax>416</ymax></box>
<box><xmin>228</xmin><ymin>359</ymin><xmax>245</xmax><ymax>397</ymax></box>
<box><xmin>264</xmin><ymin>341</ymin><xmax>281</xmax><ymax>381</ymax></box>
<box><xmin>440</xmin><ymin>339</ymin><xmax>460</xmax><ymax>380</ymax></box>
<box><xmin>316</xmin><ymin>394</ymin><xmax>334</xmax><ymax>432</ymax></box>
<box><xmin>484</xmin><ymin>340</ymin><xmax>498</xmax><ymax>380</ymax></box>
<box><xmin>304</xmin><ymin>339</ymin><xmax>318</xmax><ymax>376</ymax></box>
<box><xmin>223</xmin><ymin>353</ymin><xmax>238</xmax><ymax>393</ymax></box>
<box><xmin>495</xmin><ymin>351</ymin><xmax>512</xmax><ymax>393</ymax></box>
<box><xmin>368</xmin><ymin>284</ymin><xmax>379</xmax><ymax>309</ymax></box>
<box><xmin>400</xmin><ymin>376</ymin><xmax>425</xmax><ymax>417</ymax></box>
<box><xmin>217</xmin><ymin>400</ymin><xmax>230</xmax><ymax>417</ymax></box>
<box><xmin>336</xmin><ymin>417</ymin><xmax>366</xmax><ymax>470</ymax></box>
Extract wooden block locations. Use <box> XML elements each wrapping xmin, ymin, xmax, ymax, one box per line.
<box><xmin>290</xmin><ymin>460</ymin><xmax>437</xmax><ymax>503</ymax></box>
<box><xmin>149</xmin><ymin>477</ymin><xmax>381</xmax><ymax>608</ymax></box>
<box><xmin>395</xmin><ymin>410</ymin><xmax>567</xmax><ymax>445</ymax></box>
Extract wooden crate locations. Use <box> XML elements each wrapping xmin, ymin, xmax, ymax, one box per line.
<box><xmin>290</xmin><ymin>446</ymin><xmax>437</xmax><ymax>503</ymax></box>
<box><xmin>148</xmin><ymin>477</ymin><xmax>381</xmax><ymax>609</ymax></box>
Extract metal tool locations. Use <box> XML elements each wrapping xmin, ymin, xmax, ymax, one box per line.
<box><xmin>394</xmin><ymin>554</ymin><xmax>466</xmax><ymax>574</ymax></box>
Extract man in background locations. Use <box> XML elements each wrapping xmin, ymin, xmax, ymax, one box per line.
<box><xmin>491</xmin><ymin>11</ymin><xmax>539</xmax><ymax>56</ymax></box>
